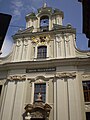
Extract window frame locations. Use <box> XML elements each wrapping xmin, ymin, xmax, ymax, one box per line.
<box><xmin>86</xmin><ymin>112</ymin><xmax>90</xmax><ymax>120</ymax></box>
<box><xmin>37</xmin><ymin>46</ymin><xmax>47</xmax><ymax>59</ymax></box>
<box><xmin>82</xmin><ymin>80</ymin><xmax>90</xmax><ymax>102</ymax></box>
<box><xmin>34</xmin><ymin>83</ymin><xmax>46</xmax><ymax>103</ymax></box>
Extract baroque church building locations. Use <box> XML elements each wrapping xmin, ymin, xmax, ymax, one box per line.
<box><xmin>0</xmin><ymin>3</ymin><xmax>90</xmax><ymax>120</ymax></box>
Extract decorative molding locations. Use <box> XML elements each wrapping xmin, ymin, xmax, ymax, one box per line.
<box><xmin>31</xmin><ymin>35</ymin><xmax>51</xmax><ymax>45</ymax></box>
<box><xmin>27</xmin><ymin>76</ymin><xmax>54</xmax><ymax>82</ymax></box>
<box><xmin>16</xmin><ymin>39</ymin><xmax>21</xmax><ymax>47</ymax></box>
<box><xmin>24</xmin><ymin>102</ymin><xmax>52</xmax><ymax>120</ymax></box>
<box><xmin>82</xmin><ymin>74</ymin><xmax>90</xmax><ymax>78</ymax></box>
<box><xmin>23</xmin><ymin>39</ymin><xmax>29</xmax><ymax>46</ymax></box>
<box><xmin>85</xmin><ymin>103</ymin><xmax>90</xmax><ymax>110</ymax></box>
<box><xmin>7</xmin><ymin>75</ymin><xmax>26</xmax><ymax>81</ymax></box>
<box><xmin>55</xmin><ymin>72</ymin><xmax>76</xmax><ymax>78</ymax></box>
<box><xmin>0</xmin><ymin>79</ymin><xmax>6</xmax><ymax>84</ymax></box>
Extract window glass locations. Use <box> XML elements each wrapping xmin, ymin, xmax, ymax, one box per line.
<box><xmin>37</xmin><ymin>46</ymin><xmax>47</xmax><ymax>59</ymax></box>
<box><xmin>34</xmin><ymin>83</ymin><xmax>46</xmax><ymax>102</ymax></box>
<box><xmin>82</xmin><ymin>81</ymin><xmax>90</xmax><ymax>102</ymax></box>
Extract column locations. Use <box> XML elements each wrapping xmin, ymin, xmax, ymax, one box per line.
<box><xmin>68</xmin><ymin>78</ymin><xmax>83</xmax><ymax>120</ymax></box>
<box><xmin>26</xmin><ymin>39</ymin><xmax>32</xmax><ymax>60</ymax></box>
<box><xmin>11</xmin><ymin>81</ymin><xmax>25</xmax><ymax>120</ymax></box>
<box><xmin>22</xmin><ymin>39</ymin><xmax>28</xmax><ymax>60</ymax></box>
<box><xmin>56</xmin><ymin>36</ymin><xmax>59</xmax><ymax>58</ymax></box>
<box><xmin>19</xmin><ymin>39</ymin><xmax>24</xmax><ymax>60</ymax></box>
<box><xmin>49</xmin><ymin>17</ymin><xmax>52</xmax><ymax>30</ymax></box>
<box><xmin>69</xmin><ymin>34</ymin><xmax>76</xmax><ymax>57</ymax></box>
<box><xmin>61</xmin><ymin>34</ymin><xmax>66</xmax><ymax>57</ymax></box>
<box><xmin>31</xmin><ymin>82</ymin><xmax>34</xmax><ymax>104</ymax></box>
<box><xmin>47</xmin><ymin>44</ymin><xmax>49</xmax><ymax>58</ymax></box>
<box><xmin>54</xmin><ymin>36</ymin><xmax>56</xmax><ymax>58</ymax></box>
<box><xmin>65</xmin><ymin>36</ymin><xmax>70</xmax><ymax>57</ymax></box>
<box><xmin>56</xmin><ymin>78</ymin><xmax>69</xmax><ymax>120</ymax></box>
<box><xmin>0</xmin><ymin>82</ymin><xmax>8</xmax><ymax>120</ymax></box>
<box><xmin>37</xmin><ymin>17</ymin><xmax>40</xmax><ymax>28</ymax></box>
<box><xmin>1</xmin><ymin>81</ymin><xmax>16</xmax><ymax>120</ymax></box>
<box><xmin>53</xmin><ymin>78</ymin><xmax>57</xmax><ymax>120</ymax></box>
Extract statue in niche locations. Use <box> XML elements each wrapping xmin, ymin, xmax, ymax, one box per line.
<box><xmin>36</xmin><ymin>93</ymin><xmax>42</xmax><ymax>101</ymax></box>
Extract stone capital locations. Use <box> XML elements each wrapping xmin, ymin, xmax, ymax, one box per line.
<box><xmin>55</xmin><ymin>72</ymin><xmax>76</xmax><ymax>78</ymax></box>
<box><xmin>7</xmin><ymin>74</ymin><xmax>26</xmax><ymax>81</ymax></box>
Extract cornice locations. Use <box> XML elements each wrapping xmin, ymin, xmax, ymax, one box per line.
<box><xmin>0</xmin><ymin>57</ymin><xmax>90</xmax><ymax>70</ymax></box>
<box><xmin>12</xmin><ymin>27</ymin><xmax>76</xmax><ymax>39</ymax></box>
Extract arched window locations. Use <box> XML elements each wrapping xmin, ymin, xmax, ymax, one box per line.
<box><xmin>40</xmin><ymin>16</ymin><xmax>49</xmax><ymax>31</ymax></box>
<box><xmin>37</xmin><ymin>46</ymin><xmax>47</xmax><ymax>59</ymax></box>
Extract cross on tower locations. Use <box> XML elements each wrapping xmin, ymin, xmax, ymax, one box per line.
<box><xmin>43</xmin><ymin>0</ymin><xmax>47</xmax><ymax>7</ymax></box>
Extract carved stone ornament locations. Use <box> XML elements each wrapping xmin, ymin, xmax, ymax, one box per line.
<box><xmin>7</xmin><ymin>75</ymin><xmax>26</xmax><ymax>81</ymax></box>
<box><xmin>85</xmin><ymin>103</ymin><xmax>90</xmax><ymax>110</ymax></box>
<box><xmin>82</xmin><ymin>74</ymin><xmax>90</xmax><ymax>78</ymax></box>
<box><xmin>24</xmin><ymin>101</ymin><xmax>52</xmax><ymax>120</ymax></box>
<box><xmin>56</xmin><ymin>72</ymin><xmax>76</xmax><ymax>78</ymax></box>
<box><xmin>23</xmin><ymin>39</ymin><xmax>28</xmax><ymax>46</ymax></box>
<box><xmin>31</xmin><ymin>35</ymin><xmax>50</xmax><ymax>45</ymax></box>
<box><xmin>16</xmin><ymin>39</ymin><xmax>21</xmax><ymax>47</ymax></box>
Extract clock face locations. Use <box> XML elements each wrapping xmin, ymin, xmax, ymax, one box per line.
<box><xmin>40</xmin><ymin>19</ymin><xmax>49</xmax><ymax>27</ymax></box>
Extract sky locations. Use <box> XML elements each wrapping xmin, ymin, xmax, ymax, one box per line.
<box><xmin>0</xmin><ymin>0</ymin><xmax>90</xmax><ymax>57</ymax></box>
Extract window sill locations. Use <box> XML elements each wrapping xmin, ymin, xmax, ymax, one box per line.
<box><xmin>34</xmin><ymin>57</ymin><xmax>49</xmax><ymax>61</ymax></box>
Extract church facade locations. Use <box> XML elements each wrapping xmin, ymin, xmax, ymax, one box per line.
<box><xmin>0</xmin><ymin>4</ymin><xmax>90</xmax><ymax>120</ymax></box>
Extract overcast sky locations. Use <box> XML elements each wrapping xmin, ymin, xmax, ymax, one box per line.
<box><xmin>0</xmin><ymin>0</ymin><xmax>90</xmax><ymax>57</ymax></box>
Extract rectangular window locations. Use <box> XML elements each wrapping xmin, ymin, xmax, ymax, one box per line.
<box><xmin>34</xmin><ymin>83</ymin><xmax>46</xmax><ymax>103</ymax></box>
<box><xmin>86</xmin><ymin>112</ymin><xmax>90</xmax><ymax>120</ymax></box>
<box><xmin>82</xmin><ymin>81</ymin><xmax>90</xmax><ymax>102</ymax></box>
<box><xmin>37</xmin><ymin>46</ymin><xmax>47</xmax><ymax>59</ymax></box>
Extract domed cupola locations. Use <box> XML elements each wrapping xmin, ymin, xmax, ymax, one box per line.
<box><xmin>37</xmin><ymin>3</ymin><xmax>64</xmax><ymax>31</ymax></box>
<box><xmin>38</xmin><ymin>3</ymin><xmax>52</xmax><ymax>16</ymax></box>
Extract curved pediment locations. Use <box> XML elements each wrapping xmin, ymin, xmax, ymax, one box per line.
<box><xmin>24</xmin><ymin>102</ymin><xmax>52</xmax><ymax>119</ymax></box>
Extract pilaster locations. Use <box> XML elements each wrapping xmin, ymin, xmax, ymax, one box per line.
<box><xmin>1</xmin><ymin>81</ymin><xmax>16</xmax><ymax>120</ymax></box>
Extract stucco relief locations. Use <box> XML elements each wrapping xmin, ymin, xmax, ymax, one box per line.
<box><xmin>24</xmin><ymin>102</ymin><xmax>52</xmax><ymax>120</ymax></box>
<box><xmin>31</xmin><ymin>35</ymin><xmax>50</xmax><ymax>45</ymax></box>
<box><xmin>85</xmin><ymin>103</ymin><xmax>90</xmax><ymax>110</ymax></box>
<box><xmin>16</xmin><ymin>39</ymin><xmax>21</xmax><ymax>47</ymax></box>
<box><xmin>56</xmin><ymin>72</ymin><xmax>76</xmax><ymax>78</ymax></box>
<box><xmin>82</xmin><ymin>74</ymin><xmax>90</xmax><ymax>78</ymax></box>
<box><xmin>23</xmin><ymin>39</ymin><xmax>29</xmax><ymax>46</ymax></box>
<box><xmin>28</xmin><ymin>76</ymin><xmax>53</xmax><ymax>82</ymax></box>
<box><xmin>7</xmin><ymin>75</ymin><xmax>26</xmax><ymax>81</ymax></box>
